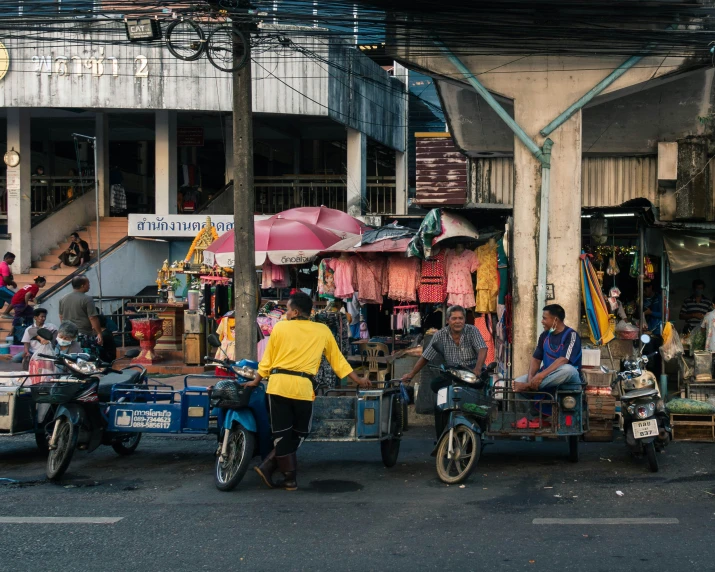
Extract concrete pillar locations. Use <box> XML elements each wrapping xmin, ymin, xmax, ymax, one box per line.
<box><xmin>7</xmin><ymin>109</ymin><xmax>31</xmax><ymax>272</ymax></box>
<box><xmin>155</xmin><ymin>110</ymin><xmax>177</xmax><ymax>214</ymax></box>
<box><xmin>395</xmin><ymin>150</ymin><xmax>407</xmax><ymax>215</ymax></box>
<box><xmin>346</xmin><ymin>128</ymin><xmax>366</xmax><ymax>217</ymax></box>
<box><xmin>95</xmin><ymin>112</ymin><xmax>110</xmax><ymax>217</ymax></box>
<box><xmin>393</xmin><ymin>61</ymin><xmax>409</xmax><ymax>215</ymax></box>
<box><xmin>675</xmin><ymin>138</ymin><xmax>709</xmax><ymax>220</ymax></box>
<box><xmin>224</xmin><ymin>116</ymin><xmax>233</xmax><ymax>184</ymax></box>
<box><xmin>511</xmin><ymin>97</ymin><xmax>582</xmax><ymax>378</ymax></box>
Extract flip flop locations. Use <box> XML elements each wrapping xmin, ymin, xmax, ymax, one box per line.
<box><xmin>511</xmin><ymin>417</ymin><xmax>530</xmax><ymax>429</ymax></box>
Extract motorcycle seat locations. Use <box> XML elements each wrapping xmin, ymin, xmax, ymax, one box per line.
<box><xmin>98</xmin><ymin>370</ymin><xmax>144</xmax><ymax>402</ymax></box>
<box><xmin>621</xmin><ymin>387</ymin><xmax>659</xmax><ymax>400</ymax></box>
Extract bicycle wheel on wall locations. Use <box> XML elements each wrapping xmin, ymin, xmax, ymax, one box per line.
<box><xmin>206</xmin><ymin>26</ymin><xmax>249</xmax><ymax>73</ymax></box>
<box><xmin>166</xmin><ymin>19</ymin><xmax>206</xmax><ymax>62</ymax></box>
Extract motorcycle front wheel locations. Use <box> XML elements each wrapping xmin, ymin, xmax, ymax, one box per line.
<box><xmin>215</xmin><ymin>425</ymin><xmax>255</xmax><ymax>492</ymax></box>
<box><xmin>47</xmin><ymin>417</ymin><xmax>78</xmax><ymax>480</ymax></box>
<box><xmin>645</xmin><ymin>441</ymin><xmax>659</xmax><ymax>472</ymax></box>
<box><xmin>436</xmin><ymin>426</ymin><xmax>480</xmax><ymax>484</ymax></box>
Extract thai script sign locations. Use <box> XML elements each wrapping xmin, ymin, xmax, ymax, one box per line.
<box><xmin>128</xmin><ymin>214</ymin><xmax>272</xmax><ymax>238</ymax></box>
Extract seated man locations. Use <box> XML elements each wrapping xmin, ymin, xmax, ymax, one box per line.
<box><xmin>514</xmin><ymin>304</ymin><xmax>582</xmax><ymax>393</ymax></box>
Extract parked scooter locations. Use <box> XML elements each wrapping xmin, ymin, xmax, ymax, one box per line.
<box><xmin>602</xmin><ymin>334</ymin><xmax>671</xmax><ymax>472</ymax></box>
<box><xmin>206</xmin><ymin>334</ymin><xmax>271</xmax><ymax>492</ymax></box>
<box><xmin>32</xmin><ymin>349</ymin><xmax>144</xmax><ymax>480</ymax></box>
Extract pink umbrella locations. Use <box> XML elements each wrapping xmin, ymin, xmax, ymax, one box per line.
<box><xmin>276</xmin><ymin>206</ymin><xmax>368</xmax><ymax>238</ymax></box>
<box><xmin>204</xmin><ymin>216</ymin><xmax>342</xmax><ymax>267</ymax></box>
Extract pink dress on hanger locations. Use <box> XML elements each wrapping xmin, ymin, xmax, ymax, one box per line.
<box><xmin>354</xmin><ymin>256</ymin><xmax>387</xmax><ymax>305</ymax></box>
<box><xmin>329</xmin><ymin>256</ymin><xmax>356</xmax><ymax>298</ymax></box>
<box><xmin>445</xmin><ymin>248</ymin><xmax>478</xmax><ymax>308</ymax></box>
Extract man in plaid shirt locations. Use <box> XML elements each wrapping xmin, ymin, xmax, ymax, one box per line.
<box><xmin>401</xmin><ymin>305</ymin><xmax>487</xmax><ymax>436</ymax></box>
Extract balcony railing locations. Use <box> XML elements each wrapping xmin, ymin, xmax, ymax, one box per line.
<box><xmin>253</xmin><ymin>175</ymin><xmax>397</xmax><ymax>215</ymax></box>
<box><xmin>0</xmin><ymin>175</ymin><xmax>95</xmax><ymax>224</ymax></box>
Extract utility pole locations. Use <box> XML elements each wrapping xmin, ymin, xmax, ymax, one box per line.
<box><xmin>232</xmin><ymin>19</ymin><xmax>257</xmax><ymax>361</ymax></box>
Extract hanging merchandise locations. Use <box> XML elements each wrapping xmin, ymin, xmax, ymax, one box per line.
<box><xmin>359</xmin><ymin>321</ymin><xmax>370</xmax><ymax>339</ymax></box>
<box><xmin>497</xmin><ymin>238</ymin><xmax>509</xmax><ymax>305</ymax></box>
<box><xmin>418</xmin><ymin>250</ymin><xmax>448</xmax><ymax>304</ymax></box>
<box><xmin>318</xmin><ymin>258</ymin><xmax>336</xmax><ymax>300</ymax></box>
<box><xmin>475</xmin><ymin>314</ymin><xmax>496</xmax><ymax>364</ymax></box>
<box><xmin>474</xmin><ymin>240</ymin><xmax>499</xmax><ymax>314</ymax></box>
<box><xmin>629</xmin><ymin>252</ymin><xmax>639</xmax><ymax>278</ymax></box>
<box><xmin>354</xmin><ymin>255</ymin><xmax>387</xmax><ymax>305</ymax></box>
<box><xmin>644</xmin><ymin>256</ymin><xmax>655</xmax><ymax>281</ymax></box>
<box><xmin>386</xmin><ymin>256</ymin><xmax>421</xmax><ymax>302</ymax></box>
<box><xmin>329</xmin><ymin>254</ymin><xmax>357</xmax><ymax>299</ymax></box>
<box><xmin>607</xmin><ymin>255</ymin><xmax>620</xmax><ymax>276</ymax></box>
<box><xmin>261</xmin><ymin>260</ymin><xmax>289</xmax><ymax>289</ymax></box>
<box><xmin>590</xmin><ymin>214</ymin><xmax>608</xmax><ymax>245</ymax></box>
<box><xmin>313</xmin><ymin>310</ymin><xmax>350</xmax><ymax>390</ymax></box>
<box><xmin>580</xmin><ymin>253</ymin><xmax>615</xmax><ymax>346</ymax></box>
<box><xmin>214</xmin><ymin>314</ymin><xmax>236</xmax><ymax>375</ymax></box>
<box><xmin>445</xmin><ymin>247</ymin><xmax>478</xmax><ymax>308</ymax></box>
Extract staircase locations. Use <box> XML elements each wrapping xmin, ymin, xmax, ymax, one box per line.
<box><xmin>0</xmin><ymin>217</ymin><xmax>128</xmax><ymax>341</ymax></box>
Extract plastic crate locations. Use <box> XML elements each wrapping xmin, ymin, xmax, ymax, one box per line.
<box><xmin>686</xmin><ymin>382</ymin><xmax>715</xmax><ymax>403</ymax></box>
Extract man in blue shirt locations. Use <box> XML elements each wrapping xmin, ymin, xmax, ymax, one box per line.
<box><xmin>642</xmin><ymin>282</ymin><xmax>663</xmax><ymax>334</ymax></box>
<box><xmin>514</xmin><ymin>304</ymin><xmax>582</xmax><ymax>392</ymax></box>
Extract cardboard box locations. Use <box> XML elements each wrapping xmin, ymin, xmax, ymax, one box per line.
<box><xmin>601</xmin><ymin>339</ymin><xmax>637</xmax><ymax>360</ymax></box>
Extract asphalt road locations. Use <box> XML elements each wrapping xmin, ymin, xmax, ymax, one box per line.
<box><xmin>0</xmin><ymin>429</ymin><xmax>713</xmax><ymax>572</ymax></box>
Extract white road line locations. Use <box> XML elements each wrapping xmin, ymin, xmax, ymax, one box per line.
<box><xmin>533</xmin><ymin>518</ymin><xmax>679</xmax><ymax>525</ymax></box>
<box><xmin>0</xmin><ymin>517</ymin><xmax>123</xmax><ymax>524</ymax></box>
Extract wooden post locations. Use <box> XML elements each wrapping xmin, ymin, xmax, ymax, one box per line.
<box><xmin>232</xmin><ymin>22</ymin><xmax>257</xmax><ymax>361</ymax></box>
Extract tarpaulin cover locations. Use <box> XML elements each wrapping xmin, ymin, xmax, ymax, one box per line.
<box><xmin>407</xmin><ymin>208</ymin><xmax>442</xmax><ymax>259</ymax></box>
<box><xmin>663</xmin><ymin>231</ymin><xmax>715</xmax><ymax>273</ymax></box>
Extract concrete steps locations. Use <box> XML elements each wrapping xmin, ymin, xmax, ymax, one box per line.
<box><xmin>2</xmin><ymin>217</ymin><xmax>129</xmax><ymax>336</ymax></box>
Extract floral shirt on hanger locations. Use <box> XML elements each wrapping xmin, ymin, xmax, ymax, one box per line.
<box><xmin>386</xmin><ymin>256</ymin><xmax>421</xmax><ymax>302</ymax></box>
<box><xmin>354</xmin><ymin>256</ymin><xmax>387</xmax><ymax>305</ymax></box>
<box><xmin>445</xmin><ymin>248</ymin><xmax>478</xmax><ymax>308</ymax></box>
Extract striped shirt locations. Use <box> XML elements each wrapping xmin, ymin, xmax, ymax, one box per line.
<box><xmin>422</xmin><ymin>324</ymin><xmax>487</xmax><ymax>368</ymax></box>
<box><xmin>680</xmin><ymin>295</ymin><xmax>713</xmax><ymax>331</ymax></box>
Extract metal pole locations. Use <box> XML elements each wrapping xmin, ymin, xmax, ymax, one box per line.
<box><xmin>93</xmin><ymin>138</ymin><xmax>102</xmax><ymax>304</ymax></box>
<box><xmin>232</xmin><ymin>21</ymin><xmax>257</xmax><ymax>362</ymax></box>
<box><xmin>536</xmin><ymin>139</ymin><xmax>553</xmax><ymax>341</ymax></box>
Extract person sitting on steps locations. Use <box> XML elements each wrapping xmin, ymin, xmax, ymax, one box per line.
<box><xmin>52</xmin><ymin>232</ymin><xmax>90</xmax><ymax>270</ymax></box>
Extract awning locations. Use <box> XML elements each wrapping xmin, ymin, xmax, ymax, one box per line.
<box><xmin>663</xmin><ymin>231</ymin><xmax>715</xmax><ymax>273</ymax></box>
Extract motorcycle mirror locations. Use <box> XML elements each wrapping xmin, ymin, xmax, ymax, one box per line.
<box><xmin>600</xmin><ymin>365</ymin><xmax>610</xmax><ymax>374</ymax></box>
<box><xmin>640</xmin><ymin>334</ymin><xmax>651</xmax><ymax>345</ymax></box>
<box><xmin>124</xmin><ymin>349</ymin><xmax>140</xmax><ymax>359</ymax></box>
<box><xmin>486</xmin><ymin>362</ymin><xmax>498</xmax><ymax>373</ymax></box>
<box><xmin>207</xmin><ymin>334</ymin><xmax>221</xmax><ymax>348</ymax></box>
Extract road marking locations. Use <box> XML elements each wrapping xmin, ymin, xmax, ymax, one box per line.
<box><xmin>0</xmin><ymin>517</ymin><xmax>123</xmax><ymax>524</ymax></box>
<box><xmin>533</xmin><ymin>518</ymin><xmax>679</xmax><ymax>525</ymax></box>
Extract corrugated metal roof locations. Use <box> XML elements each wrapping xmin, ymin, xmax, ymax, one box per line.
<box><xmin>466</xmin><ymin>156</ymin><xmax>659</xmax><ymax>208</ymax></box>
<box><xmin>415</xmin><ymin>136</ymin><xmax>467</xmax><ymax>206</ymax></box>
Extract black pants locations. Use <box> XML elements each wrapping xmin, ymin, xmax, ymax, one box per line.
<box><xmin>268</xmin><ymin>394</ymin><xmax>313</xmax><ymax>457</ymax></box>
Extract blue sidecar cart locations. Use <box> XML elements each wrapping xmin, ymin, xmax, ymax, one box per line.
<box><xmin>104</xmin><ymin>359</ymin><xmax>271</xmax><ymax>492</ymax></box>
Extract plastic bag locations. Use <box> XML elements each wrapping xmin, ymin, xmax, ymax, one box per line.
<box><xmin>28</xmin><ymin>350</ymin><xmax>56</xmax><ymax>384</ymax></box>
<box><xmin>659</xmin><ymin>326</ymin><xmax>684</xmax><ymax>362</ymax></box>
<box><xmin>606</xmin><ymin>256</ymin><xmax>620</xmax><ymax>276</ymax></box>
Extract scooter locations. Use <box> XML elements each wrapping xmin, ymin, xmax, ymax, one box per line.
<box><xmin>206</xmin><ymin>334</ymin><xmax>271</xmax><ymax>492</ymax></box>
<box><xmin>602</xmin><ymin>334</ymin><xmax>671</xmax><ymax>472</ymax></box>
<box><xmin>32</xmin><ymin>349</ymin><xmax>144</xmax><ymax>480</ymax></box>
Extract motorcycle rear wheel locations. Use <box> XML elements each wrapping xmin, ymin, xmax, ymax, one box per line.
<box><xmin>112</xmin><ymin>433</ymin><xmax>142</xmax><ymax>455</ymax></box>
<box><xmin>436</xmin><ymin>426</ymin><xmax>480</xmax><ymax>484</ymax></box>
<box><xmin>645</xmin><ymin>441</ymin><xmax>659</xmax><ymax>472</ymax></box>
<box><xmin>47</xmin><ymin>417</ymin><xmax>78</xmax><ymax>480</ymax></box>
<box><xmin>215</xmin><ymin>425</ymin><xmax>255</xmax><ymax>492</ymax></box>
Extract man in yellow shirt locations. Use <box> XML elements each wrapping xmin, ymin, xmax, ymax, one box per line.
<box><xmin>247</xmin><ymin>292</ymin><xmax>369</xmax><ymax>491</ymax></box>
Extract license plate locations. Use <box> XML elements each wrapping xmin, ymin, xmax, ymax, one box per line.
<box><xmin>632</xmin><ymin>418</ymin><xmax>658</xmax><ymax>439</ymax></box>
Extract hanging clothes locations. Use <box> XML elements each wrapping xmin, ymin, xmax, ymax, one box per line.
<box><xmin>318</xmin><ymin>258</ymin><xmax>336</xmax><ymax>300</ymax></box>
<box><xmin>329</xmin><ymin>255</ymin><xmax>356</xmax><ymax>299</ymax></box>
<box><xmin>475</xmin><ymin>314</ymin><xmax>496</xmax><ymax>364</ymax></box>
<box><xmin>354</xmin><ymin>256</ymin><xmax>387</xmax><ymax>305</ymax></box>
<box><xmin>261</xmin><ymin>260</ymin><xmax>289</xmax><ymax>289</ymax></box>
<box><xmin>313</xmin><ymin>310</ymin><xmax>350</xmax><ymax>390</ymax></box>
<box><xmin>214</xmin><ymin>285</ymin><xmax>230</xmax><ymax>317</ymax></box>
<box><xmin>386</xmin><ymin>256</ymin><xmax>421</xmax><ymax>302</ymax></box>
<box><xmin>214</xmin><ymin>315</ymin><xmax>236</xmax><ymax>375</ymax></box>
<box><xmin>497</xmin><ymin>238</ymin><xmax>509</xmax><ymax>305</ymax></box>
<box><xmin>445</xmin><ymin>248</ymin><xmax>478</xmax><ymax>308</ymax></box>
<box><xmin>475</xmin><ymin>241</ymin><xmax>499</xmax><ymax>313</ymax></box>
<box><xmin>418</xmin><ymin>250</ymin><xmax>447</xmax><ymax>304</ymax></box>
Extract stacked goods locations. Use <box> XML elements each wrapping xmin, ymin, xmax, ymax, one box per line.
<box><xmin>667</xmin><ymin>399</ymin><xmax>715</xmax><ymax>442</ymax></box>
<box><xmin>583</xmin><ymin>369</ymin><xmax>616</xmax><ymax>442</ymax></box>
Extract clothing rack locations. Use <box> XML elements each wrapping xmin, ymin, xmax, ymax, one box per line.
<box><xmin>393</xmin><ymin>304</ymin><xmax>419</xmax><ymax>313</ymax></box>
